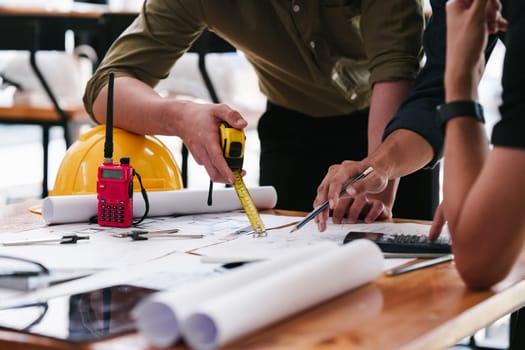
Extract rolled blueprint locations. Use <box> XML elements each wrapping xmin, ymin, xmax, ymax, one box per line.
<box><xmin>133</xmin><ymin>239</ymin><xmax>383</xmax><ymax>350</ymax></box>
<box><xmin>132</xmin><ymin>241</ymin><xmax>338</xmax><ymax>348</ymax></box>
<box><xmin>41</xmin><ymin>186</ymin><xmax>277</xmax><ymax>224</ymax></box>
<box><xmin>182</xmin><ymin>239</ymin><xmax>383</xmax><ymax>350</ymax></box>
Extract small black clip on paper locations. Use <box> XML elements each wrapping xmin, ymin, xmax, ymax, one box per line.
<box><xmin>129</xmin><ymin>231</ymin><xmax>150</xmax><ymax>241</ymax></box>
<box><xmin>60</xmin><ymin>235</ymin><xmax>90</xmax><ymax>244</ymax></box>
<box><xmin>125</xmin><ymin>229</ymin><xmax>181</xmax><ymax>241</ymax></box>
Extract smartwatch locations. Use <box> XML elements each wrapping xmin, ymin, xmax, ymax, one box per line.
<box><xmin>437</xmin><ymin>101</ymin><xmax>485</xmax><ymax>130</ymax></box>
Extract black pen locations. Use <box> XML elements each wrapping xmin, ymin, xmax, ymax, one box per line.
<box><xmin>290</xmin><ymin>166</ymin><xmax>374</xmax><ymax>233</ymax></box>
<box><xmin>385</xmin><ymin>254</ymin><xmax>454</xmax><ymax>276</ymax></box>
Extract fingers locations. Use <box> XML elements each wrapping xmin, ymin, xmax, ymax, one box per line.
<box><xmin>315</xmin><ymin>213</ymin><xmax>328</xmax><ymax>232</ymax></box>
<box><xmin>363</xmin><ymin>200</ymin><xmax>391</xmax><ymax>223</ymax></box>
<box><xmin>181</xmin><ymin>103</ymin><xmax>248</xmax><ymax>184</ymax></box>
<box><xmin>343</xmin><ymin>197</ymin><xmax>391</xmax><ymax>224</ymax></box>
<box><xmin>314</xmin><ymin>161</ymin><xmax>390</xmax><ymax>231</ymax></box>
<box><xmin>331</xmin><ymin>197</ymin><xmax>352</xmax><ymax>224</ymax></box>
<box><xmin>192</xmin><ymin>132</ymin><xmax>233</xmax><ymax>183</ymax></box>
<box><xmin>472</xmin><ymin>0</ymin><xmax>490</xmax><ymax>15</ymax></box>
<box><xmin>445</xmin><ymin>0</ymin><xmax>493</xmax><ymax>99</ymax></box>
<box><xmin>450</xmin><ymin>0</ymin><xmax>507</xmax><ymax>33</ymax></box>
<box><xmin>326</xmin><ymin>161</ymin><xmax>376</xmax><ymax>207</ymax></box>
<box><xmin>314</xmin><ymin>162</ymin><xmax>365</xmax><ymax>226</ymax></box>
<box><xmin>314</xmin><ymin>187</ymin><xmax>332</xmax><ymax>232</ymax></box>
<box><xmin>314</xmin><ymin>197</ymin><xmax>331</xmax><ymax>232</ymax></box>
<box><xmin>314</xmin><ymin>163</ymin><xmax>355</xmax><ymax>231</ymax></box>
<box><xmin>428</xmin><ymin>203</ymin><xmax>446</xmax><ymax>240</ymax></box>
<box><xmin>314</xmin><ymin>163</ymin><xmax>348</xmax><ymax>210</ymax></box>
<box><xmin>191</xmin><ymin>142</ymin><xmax>233</xmax><ymax>183</ymax></box>
<box><xmin>316</xmin><ymin>196</ymin><xmax>388</xmax><ymax>232</ymax></box>
<box><xmin>344</xmin><ymin>195</ymin><xmax>369</xmax><ymax>224</ymax></box>
<box><xmin>486</xmin><ymin>0</ymin><xmax>507</xmax><ymax>33</ymax></box>
<box><xmin>326</xmin><ymin>164</ymin><xmax>356</xmax><ymax>208</ymax></box>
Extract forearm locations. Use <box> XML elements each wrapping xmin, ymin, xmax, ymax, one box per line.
<box><xmin>91</xmin><ymin>77</ymin><xmax>187</xmax><ymax>136</ymax></box>
<box><xmin>368</xmin><ymin>80</ymin><xmax>433</xmax><ymax>184</ymax></box>
<box><xmin>450</xmin><ymin>149</ymin><xmax>525</xmax><ymax>288</ymax></box>
<box><xmin>369</xmin><ymin>129</ymin><xmax>434</xmax><ymax>180</ymax></box>
<box><xmin>442</xmin><ymin>119</ymin><xmax>489</xmax><ymax>235</ymax></box>
<box><xmin>365</xmin><ymin>80</ymin><xmax>429</xmax><ymax>208</ymax></box>
<box><xmin>368</xmin><ymin>80</ymin><xmax>413</xmax><ymax>153</ymax></box>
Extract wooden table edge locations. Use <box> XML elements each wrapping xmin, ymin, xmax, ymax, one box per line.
<box><xmin>401</xmin><ymin>278</ymin><xmax>525</xmax><ymax>350</ymax></box>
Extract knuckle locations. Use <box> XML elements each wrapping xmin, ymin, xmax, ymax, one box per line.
<box><xmin>327</xmin><ymin>164</ymin><xmax>340</xmax><ymax>174</ymax></box>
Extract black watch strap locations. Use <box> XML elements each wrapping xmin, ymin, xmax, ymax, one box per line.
<box><xmin>437</xmin><ymin>101</ymin><xmax>485</xmax><ymax>129</ymax></box>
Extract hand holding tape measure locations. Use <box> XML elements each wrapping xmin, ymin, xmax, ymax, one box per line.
<box><xmin>219</xmin><ymin>122</ymin><xmax>267</xmax><ymax>237</ymax></box>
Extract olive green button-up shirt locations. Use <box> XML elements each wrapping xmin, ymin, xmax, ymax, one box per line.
<box><xmin>84</xmin><ymin>0</ymin><xmax>424</xmax><ymax>118</ymax></box>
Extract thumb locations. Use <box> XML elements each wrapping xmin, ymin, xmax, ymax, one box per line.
<box><xmin>347</xmin><ymin>170</ymin><xmax>387</xmax><ymax>197</ymax></box>
<box><xmin>219</xmin><ymin>108</ymin><xmax>248</xmax><ymax>129</ymax></box>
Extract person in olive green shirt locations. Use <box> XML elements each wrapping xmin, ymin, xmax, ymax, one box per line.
<box><xmin>84</xmin><ymin>0</ymin><xmax>424</xmax><ymax>214</ymax></box>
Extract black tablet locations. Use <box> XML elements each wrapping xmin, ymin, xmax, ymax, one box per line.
<box><xmin>0</xmin><ymin>284</ymin><xmax>157</xmax><ymax>343</ymax></box>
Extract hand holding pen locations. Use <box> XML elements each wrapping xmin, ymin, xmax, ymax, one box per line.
<box><xmin>290</xmin><ymin>166</ymin><xmax>374</xmax><ymax>233</ymax></box>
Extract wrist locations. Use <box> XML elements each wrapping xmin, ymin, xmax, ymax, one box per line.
<box><xmin>377</xmin><ymin>129</ymin><xmax>434</xmax><ymax>178</ymax></box>
<box><xmin>160</xmin><ymin>98</ymin><xmax>191</xmax><ymax>135</ymax></box>
<box><xmin>366</xmin><ymin>145</ymin><xmax>396</xmax><ymax>181</ymax></box>
<box><xmin>445</xmin><ymin>71</ymin><xmax>479</xmax><ymax>101</ymax></box>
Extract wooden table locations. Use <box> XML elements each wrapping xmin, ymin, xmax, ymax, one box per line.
<box><xmin>1</xmin><ymin>202</ymin><xmax>525</xmax><ymax>349</ymax></box>
<box><xmin>0</xmin><ymin>105</ymin><xmax>88</xmax><ymax>123</ymax></box>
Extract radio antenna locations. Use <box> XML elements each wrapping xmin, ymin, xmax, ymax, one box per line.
<box><xmin>104</xmin><ymin>72</ymin><xmax>115</xmax><ymax>164</ymax></box>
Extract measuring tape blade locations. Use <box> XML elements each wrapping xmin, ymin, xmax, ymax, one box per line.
<box><xmin>232</xmin><ymin>170</ymin><xmax>267</xmax><ymax>237</ymax></box>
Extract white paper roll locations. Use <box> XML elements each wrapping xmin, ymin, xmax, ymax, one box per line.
<box><xmin>132</xmin><ymin>241</ymin><xmax>338</xmax><ymax>348</ymax></box>
<box><xmin>182</xmin><ymin>239</ymin><xmax>383</xmax><ymax>350</ymax></box>
<box><xmin>41</xmin><ymin>186</ymin><xmax>277</xmax><ymax>224</ymax></box>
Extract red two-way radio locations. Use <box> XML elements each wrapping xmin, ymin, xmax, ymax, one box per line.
<box><xmin>96</xmin><ymin>72</ymin><xmax>134</xmax><ymax>227</ymax></box>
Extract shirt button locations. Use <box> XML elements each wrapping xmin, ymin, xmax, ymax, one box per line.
<box><xmin>293</xmin><ymin>4</ymin><xmax>300</xmax><ymax>12</ymax></box>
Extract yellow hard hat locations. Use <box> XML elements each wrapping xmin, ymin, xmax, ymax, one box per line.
<box><xmin>50</xmin><ymin>125</ymin><xmax>183</xmax><ymax>196</ymax></box>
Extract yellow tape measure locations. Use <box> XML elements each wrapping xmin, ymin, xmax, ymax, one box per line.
<box><xmin>220</xmin><ymin>123</ymin><xmax>267</xmax><ymax>237</ymax></box>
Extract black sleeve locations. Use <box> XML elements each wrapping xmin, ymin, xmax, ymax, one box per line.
<box><xmin>492</xmin><ymin>0</ymin><xmax>525</xmax><ymax>148</ymax></box>
<box><xmin>383</xmin><ymin>0</ymin><xmax>502</xmax><ymax>168</ymax></box>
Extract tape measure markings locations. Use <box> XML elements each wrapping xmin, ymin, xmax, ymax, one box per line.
<box><xmin>232</xmin><ymin>170</ymin><xmax>267</xmax><ymax>237</ymax></box>
<box><xmin>220</xmin><ymin>123</ymin><xmax>267</xmax><ymax>237</ymax></box>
